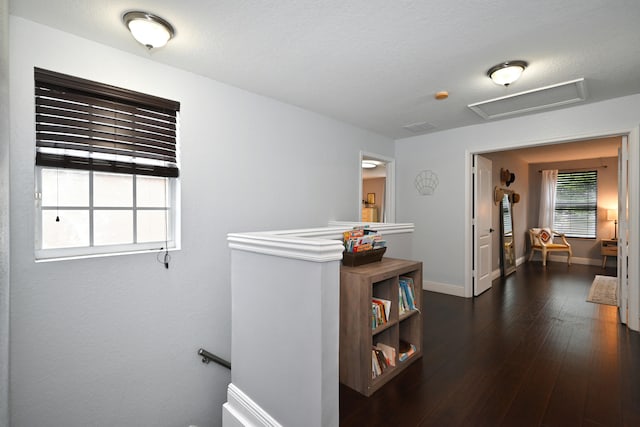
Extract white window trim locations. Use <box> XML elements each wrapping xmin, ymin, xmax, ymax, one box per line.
<box><xmin>553</xmin><ymin>170</ymin><xmax>598</xmax><ymax>239</ymax></box>
<box><xmin>35</xmin><ymin>167</ymin><xmax>180</xmax><ymax>261</ymax></box>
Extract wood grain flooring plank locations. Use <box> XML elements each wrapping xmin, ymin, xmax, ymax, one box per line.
<box><xmin>339</xmin><ymin>263</ymin><xmax>640</xmax><ymax>427</ymax></box>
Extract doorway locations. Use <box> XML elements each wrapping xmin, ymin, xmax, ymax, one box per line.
<box><xmin>468</xmin><ymin>133</ymin><xmax>637</xmax><ymax>330</ymax></box>
<box><xmin>360</xmin><ymin>152</ymin><xmax>395</xmax><ymax>223</ymax></box>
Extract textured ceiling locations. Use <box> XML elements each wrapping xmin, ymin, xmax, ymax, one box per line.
<box><xmin>9</xmin><ymin>0</ymin><xmax>640</xmax><ymax>139</ymax></box>
<box><xmin>504</xmin><ymin>136</ymin><xmax>621</xmax><ymax>163</ymax></box>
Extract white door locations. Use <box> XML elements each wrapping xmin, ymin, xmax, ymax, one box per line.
<box><xmin>474</xmin><ymin>155</ymin><xmax>493</xmax><ymax>296</ymax></box>
<box><xmin>618</xmin><ymin>136</ymin><xmax>629</xmax><ymax>324</ymax></box>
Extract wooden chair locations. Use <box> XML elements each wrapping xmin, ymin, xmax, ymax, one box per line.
<box><xmin>503</xmin><ymin>235</ymin><xmax>515</xmax><ymax>265</ymax></box>
<box><xmin>528</xmin><ymin>228</ymin><xmax>572</xmax><ymax>266</ymax></box>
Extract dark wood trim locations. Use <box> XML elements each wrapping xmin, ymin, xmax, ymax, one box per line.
<box><xmin>35</xmin><ymin>67</ymin><xmax>180</xmax><ymax>111</ymax></box>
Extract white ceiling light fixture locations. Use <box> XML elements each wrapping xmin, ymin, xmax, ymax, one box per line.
<box><xmin>123</xmin><ymin>11</ymin><xmax>175</xmax><ymax>49</ymax></box>
<box><xmin>362</xmin><ymin>161</ymin><xmax>378</xmax><ymax>169</ymax></box>
<box><xmin>487</xmin><ymin>60</ymin><xmax>528</xmax><ymax>86</ymax></box>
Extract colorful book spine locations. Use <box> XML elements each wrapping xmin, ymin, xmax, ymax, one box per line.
<box><xmin>371</xmin><ymin>297</ymin><xmax>391</xmax><ymax>329</ymax></box>
<box><xmin>399</xmin><ymin>278</ymin><xmax>416</xmax><ymax>311</ymax></box>
<box><xmin>399</xmin><ymin>286</ymin><xmax>407</xmax><ymax>315</ymax></box>
<box><xmin>375</xmin><ymin>342</ymin><xmax>397</xmax><ymax>367</ymax></box>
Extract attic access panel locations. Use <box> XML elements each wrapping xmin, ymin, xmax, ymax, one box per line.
<box><xmin>468</xmin><ymin>78</ymin><xmax>587</xmax><ymax>120</ymax></box>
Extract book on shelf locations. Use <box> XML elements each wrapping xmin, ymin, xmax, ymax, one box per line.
<box><xmin>398</xmin><ymin>339</ymin><xmax>417</xmax><ymax>362</ymax></box>
<box><xmin>374</xmin><ymin>348</ymin><xmax>387</xmax><ymax>372</ymax></box>
<box><xmin>371</xmin><ymin>302</ymin><xmax>383</xmax><ymax>329</ymax></box>
<box><xmin>371</xmin><ymin>297</ymin><xmax>391</xmax><ymax>329</ymax></box>
<box><xmin>375</xmin><ymin>342</ymin><xmax>396</xmax><ymax>367</ymax></box>
<box><xmin>372</xmin><ymin>347</ymin><xmax>389</xmax><ymax>379</ymax></box>
<box><xmin>399</xmin><ymin>276</ymin><xmax>417</xmax><ymax>311</ymax></box>
<box><xmin>399</xmin><ymin>285</ymin><xmax>407</xmax><ymax>315</ymax></box>
<box><xmin>372</xmin><ymin>350</ymin><xmax>380</xmax><ymax>378</ymax></box>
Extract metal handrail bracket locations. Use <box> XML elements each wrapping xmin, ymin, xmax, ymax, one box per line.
<box><xmin>198</xmin><ymin>348</ymin><xmax>231</xmax><ymax>369</ymax></box>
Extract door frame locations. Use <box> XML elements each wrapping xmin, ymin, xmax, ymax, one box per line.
<box><xmin>618</xmin><ymin>135</ymin><xmax>628</xmax><ymax>324</ymax></box>
<box><xmin>626</xmin><ymin>127</ymin><xmax>639</xmax><ymax>330</ymax></box>
<box><xmin>464</xmin><ymin>128</ymin><xmax>639</xmax><ymax>332</ymax></box>
<box><xmin>359</xmin><ymin>151</ymin><xmax>396</xmax><ymax>223</ymax></box>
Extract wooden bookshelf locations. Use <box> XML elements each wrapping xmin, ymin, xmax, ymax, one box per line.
<box><xmin>339</xmin><ymin>257</ymin><xmax>423</xmax><ymax>396</ymax></box>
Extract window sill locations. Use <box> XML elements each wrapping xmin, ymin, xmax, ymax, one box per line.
<box><xmin>35</xmin><ymin>245</ymin><xmax>180</xmax><ymax>263</ymax></box>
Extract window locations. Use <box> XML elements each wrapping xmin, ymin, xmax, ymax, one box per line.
<box><xmin>553</xmin><ymin>170</ymin><xmax>597</xmax><ymax>238</ymax></box>
<box><xmin>34</xmin><ymin>68</ymin><xmax>180</xmax><ymax>259</ymax></box>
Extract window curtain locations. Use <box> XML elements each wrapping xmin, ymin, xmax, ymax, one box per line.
<box><xmin>538</xmin><ymin>169</ymin><xmax>558</xmax><ymax>229</ymax></box>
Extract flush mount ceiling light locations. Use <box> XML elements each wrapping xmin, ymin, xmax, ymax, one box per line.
<box><xmin>123</xmin><ymin>11</ymin><xmax>175</xmax><ymax>49</ymax></box>
<box><xmin>487</xmin><ymin>60</ymin><xmax>528</xmax><ymax>86</ymax></box>
<box><xmin>362</xmin><ymin>161</ymin><xmax>378</xmax><ymax>169</ymax></box>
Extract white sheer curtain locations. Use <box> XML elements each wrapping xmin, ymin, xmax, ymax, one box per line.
<box><xmin>538</xmin><ymin>169</ymin><xmax>558</xmax><ymax>229</ymax></box>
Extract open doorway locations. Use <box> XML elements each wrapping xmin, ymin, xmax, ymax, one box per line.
<box><xmin>478</xmin><ymin>136</ymin><xmax>620</xmax><ymax>274</ymax></box>
<box><xmin>360</xmin><ymin>153</ymin><xmax>395</xmax><ymax>223</ymax></box>
<box><xmin>470</xmin><ymin>134</ymin><xmax>635</xmax><ymax>328</ymax></box>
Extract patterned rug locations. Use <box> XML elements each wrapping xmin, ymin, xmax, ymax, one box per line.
<box><xmin>587</xmin><ymin>275</ymin><xmax>618</xmax><ymax>306</ymax></box>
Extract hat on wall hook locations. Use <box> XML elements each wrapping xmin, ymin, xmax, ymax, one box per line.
<box><xmin>415</xmin><ymin>170</ymin><xmax>439</xmax><ymax>195</ymax></box>
<box><xmin>500</xmin><ymin>168</ymin><xmax>516</xmax><ymax>187</ymax></box>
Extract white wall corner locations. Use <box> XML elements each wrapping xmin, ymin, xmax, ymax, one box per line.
<box><xmin>423</xmin><ymin>280</ymin><xmax>466</xmax><ymax>297</ymax></box>
<box><xmin>222</xmin><ymin>383</ymin><xmax>282</xmax><ymax>427</ymax></box>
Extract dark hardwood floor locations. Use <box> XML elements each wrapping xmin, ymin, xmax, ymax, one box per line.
<box><xmin>340</xmin><ymin>261</ymin><xmax>640</xmax><ymax>426</ymax></box>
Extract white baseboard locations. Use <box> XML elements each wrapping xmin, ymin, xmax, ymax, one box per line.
<box><xmin>423</xmin><ymin>280</ymin><xmax>465</xmax><ymax>297</ymax></box>
<box><xmin>222</xmin><ymin>383</ymin><xmax>282</xmax><ymax>427</ymax></box>
<box><xmin>491</xmin><ymin>256</ymin><xmax>527</xmax><ymax>281</ymax></box>
<box><xmin>543</xmin><ymin>254</ymin><xmax>602</xmax><ymax>266</ymax></box>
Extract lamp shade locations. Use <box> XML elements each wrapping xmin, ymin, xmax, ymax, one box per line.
<box><xmin>607</xmin><ymin>209</ymin><xmax>618</xmax><ymax>221</ymax></box>
<box><xmin>123</xmin><ymin>11</ymin><xmax>175</xmax><ymax>49</ymax></box>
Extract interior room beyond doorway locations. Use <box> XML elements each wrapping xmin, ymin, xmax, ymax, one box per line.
<box><xmin>361</xmin><ymin>154</ymin><xmax>392</xmax><ymax>223</ymax></box>
<box><xmin>478</xmin><ymin>136</ymin><xmax>621</xmax><ymax>279</ymax></box>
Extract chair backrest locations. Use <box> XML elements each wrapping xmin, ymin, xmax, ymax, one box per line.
<box><xmin>529</xmin><ymin>227</ymin><xmax>552</xmax><ymax>246</ymax></box>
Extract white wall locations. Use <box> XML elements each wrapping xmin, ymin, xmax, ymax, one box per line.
<box><xmin>229</xmin><ymin>250</ymin><xmax>340</xmax><ymax>427</ymax></box>
<box><xmin>1</xmin><ymin>1</ymin><xmax>10</xmax><ymax>426</ymax></box>
<box><xmin>9</xmin><ymin>17</ymin><xmax>393</xmax><ymax>427</ymax></box>
<box><xmin>396</xmin><ymin>94</ymin><xmax>640</xmax><ymax>294</ymax></box>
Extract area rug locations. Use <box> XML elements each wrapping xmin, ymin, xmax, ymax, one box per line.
<box><xmin>587</xmin><ymin>275</ymin><xmax>618</xmax><ymax>306</ymax></box>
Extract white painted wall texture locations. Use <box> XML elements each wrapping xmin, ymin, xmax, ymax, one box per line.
<box><xmin>395</xmin><ymin>94</ymin><xmax>640</xmax><ymax>294</ymax></box>
<box><xmin>1</xmin><ymin>1</ymin><xmax>11</xmax><ymax>426</ymax></box>
<box><xmin>9</xmin><ymin>17</ymin><xmax>393</xmax><ymax>427</ymax></box>
<box><xmin>230</xmin><ymin>250</ymin><xmax>340</xmax><ymax>427</ymax></box>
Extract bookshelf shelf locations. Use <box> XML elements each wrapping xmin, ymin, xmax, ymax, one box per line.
<box><xmin>399</xmin><ymin>308</ymin><xmax>419</xmax><ymax>322</ymax></box>
<box><xmin>339</xmin><ymin>257</ymin><xmax>423</xmax><ymax>396</ymax></box>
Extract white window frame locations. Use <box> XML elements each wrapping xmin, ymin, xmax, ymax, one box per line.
<box><xmin>35</xmin><ymin>166</ymin><xmax>180</xmax><ymax>260</ymax></box>
<box><xmin>553</xmin><ymin>170</ymin><xmax>598</xmax><ymax>239</ymax></box>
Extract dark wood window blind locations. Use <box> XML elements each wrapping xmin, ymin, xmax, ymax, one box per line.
<box><xmin>554</xmin><ymin>170</ymin><xmax>597</xmax><ymax>238</ymax></box>
<box><xmin>35</xmin><ymin>68</ymin><xmax>180</xmax><ymax>177</ymax></box>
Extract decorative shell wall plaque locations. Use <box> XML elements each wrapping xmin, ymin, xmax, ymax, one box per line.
<box><xmin>415</xmin><ymin>170</ymin><xmax>439</xmax><ymax>195</ymax></box>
